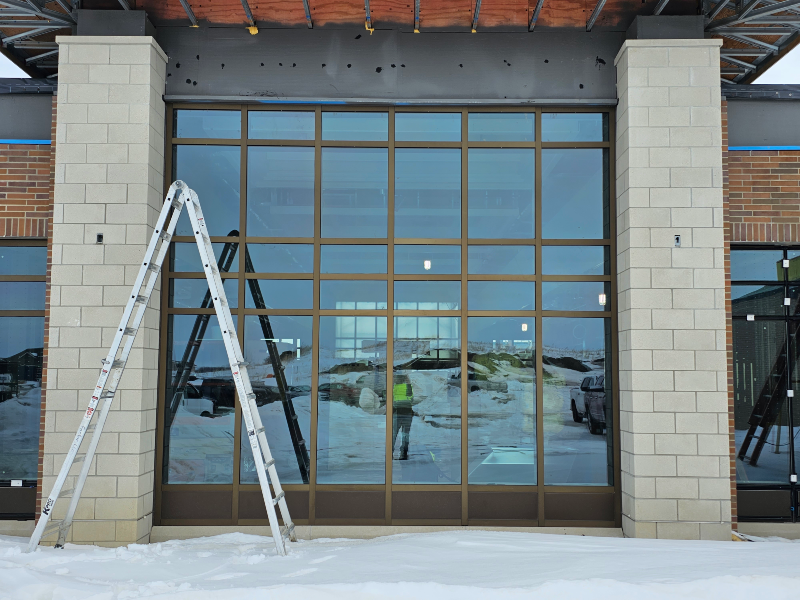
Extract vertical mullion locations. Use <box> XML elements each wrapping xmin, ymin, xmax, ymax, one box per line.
<box><xmin>460</xmin><ymin>107</ymin><xmax>469</xmax><ymax>524</ymax></box>
<box><xmin>608</xmin><ymin>109</ymin><xmax>621</xmax><ymax>527</ymax></box>
<box><xmin>232</xmin><ymin>105</ymin><xmax>246</xmax><ymax>523</ymax></box>
<box><xmin>784</xmin><ymin>249</ymin><xmax>797</xmax><ymax>519</ymax></box>
<box><xmin>535</xmin><ymin>107</ymin><xmax>545</xmax><ymax>525</ymax></box>
<box><xmin>309</xmin><ymin>105</ymin><xmax>322</xmax><ymax>524</ymax></box>
<box><xmin>386</xmin><ymin>106</ymin><xmax>395</xmax><ymax>524</ymax></box>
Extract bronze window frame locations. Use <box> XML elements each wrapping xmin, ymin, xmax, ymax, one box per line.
<box><xmin>155</xmin><ymin>104</ymin><xmax>620</xmax><ymax>528</ymax></box>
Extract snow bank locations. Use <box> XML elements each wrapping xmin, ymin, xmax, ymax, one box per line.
<box><xmin>2</xmin><ymin>530</ymin><xmax>800</xmax><ymax>599</ymax></box>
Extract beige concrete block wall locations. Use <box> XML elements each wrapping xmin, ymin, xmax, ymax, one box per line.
<box><xmin>44</xmin><ymin>36</ymin><xmax>167</xmax><ymax>546</ymax></box>
<box><xmin>615</xmin><ymin>39</ymin><xmax>731</xmax><ymax>540</ymax></box>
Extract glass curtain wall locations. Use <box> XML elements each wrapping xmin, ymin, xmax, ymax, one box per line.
<box><xmin>0</xmin><ymin>242</ymin><xmax>46</xmax><ymax>517</ymax></box>
<box><xmin>732</xmin><ymin>247</ymin><xmax>800</xmax><ymax>515</ymax></box>
<box><xmin>159</xmin><ymin>106</ymin><xmax>615</xmax><ymax>525</ymax></box>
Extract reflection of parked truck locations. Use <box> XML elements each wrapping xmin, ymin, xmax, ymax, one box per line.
<box><xmin>570</xmin><ymin>375</ymin><xmax>606</xmax><ymax>434</ymax></box>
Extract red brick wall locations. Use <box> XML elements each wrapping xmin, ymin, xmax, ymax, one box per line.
<box><xmin>728</xmin><ymin>149</ymin><xmax>800</xmax><ymax>243</ymax></box>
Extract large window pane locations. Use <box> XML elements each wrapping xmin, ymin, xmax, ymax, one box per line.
<box><xmin>169</xmin><ymin>279</ymin><xmax>238</xmax><ymax>309</ymax></box>
<box><xmin>247</xmin><ymin>244</ymin><xmax>314</xmax><ymax>273</ymax></box>
<box><xmin>171</xmin><ymin>242</ymin><xmax>239</xmax><ymax>273</ymax></box>
<box><xmin>541</xmin><ymin>113</ymin><xmax>607</xmax><ymax>142</ymax></box>
<box><xmin>0</xmin><ymin>317</ymin><xmax>43</xmax><ymax>481</ymax></box>
<box><xmin>394</xmin><ymin>281</ymin><xmax>460</xmax><ymax>310</ymax></box>
<box><xmin>468</xmin><ymin>281</ymin><xmax>535</xmax><ymax>311</ymax></box>
<box><xmin>732</xmin><ymin>285</ymin><xmax>785</xmax><ymax>317</ymax></box>
<box><xmin>542</xmin><ymin>281</ymin><xmax>610</xmax><ymax>312</ymax></box>
<box><xmin>0</xmin><ymin>246</ymin><xmax>46</xmax><ymax>275</ymax></box>
<box><xmin>543</xmin><ymin>317</ymin><xmax>612</xmax><ymax>485</ymax></box>
<box><xmin>163</xmin><ymin>315</ymin><xmax>237</xmax><ymax>484</ymax></box>
<box><xmin>174</xmin><ymin>145</ymin><xmax>240</xmax><ymax>236</ymax></box>
<box><xmin>395</xmin><ymin>245</ymin><xmax>460</xmax><ymax>275</ymax></box>
<box><xmin>175</xmin><ymin>109</ymin><xmax>241</xmax><ymax>139</ymax></box>
<box><xmin>542</xmin><ymin>246</ymin><xmax>609</xmax><ymax>276</ymax></box>
<box><xmin>320</xmin><ymin>280</ymin><xmax>387</xmax><ymax>310</ymax></box>
<box><xmin>245</xmin><ymin>279</ymin><xmax>313</xmax><ymax>309</ymax></box>
<box><xmin>790</xmin><ymin>322</ymin><xmax>800</xmax><ymax>479</ymax></box>
<box><xmin>468</xmin><ymin>317</ymin><xmax>536</xmax><ymax>485</ymax></box>
<box><xmin>542</xmin><ymin>149</ymin><xmax>608</xmax><ymax>239</ymax></box>
<box><xmin>395</xmin><ymin>113</ymin><xmax>461</xmax><ymax>142</ymax></box>
<box><xmin>731</xmin><ymin>250</ymin><xmax>785</xmax><ymax>281</ymax></box>
<box><xmin>240</xmin><ymin>316</ymin><xmax>313</xmax><ymax>484</ymax></box>
<box><xmin>0</xmin><ymin>282</ymin><xmax>45</xmax><ymax>310</ymax></box>
<box><xmin>393</xmin><ymin>316</ymin><xmax>461</xmax><ymax>484</ymax></box>
<box><xmin>317</xmin><ymin>316</ymin><xmax>387</xmax><ymax>483</ymax></box>
<box><xmin>468</xmin><ymin>149</ymin><xmax>535</xmax><ymax>239</ymax></box>
<box><xmin>468</xmin><ymin>245</ymin><xmax>535</xmax><ymax>275</ymax></box>
<box><xmin>322</xmin><ymin>148</ymin><xmax>388</xmax><ymax>238</ymax></box>
<box><xmin>247</xmin><ymin>147</ymin><xmax>314</xmax><ymax>238</ymax></box>
<box><xmin>734</xmin><ymin>320</ymin><xmax>789</xmax><ymax>484</ymax></box>
<box><xmin>322</xmin><ymin>112</ymin><xmax>388</xmax><ymax>141</ymax></box>
<box><xmin>395</xmin><ymin>149</ymin><xmax>461</xmax><ymax>239</ymax></box>
<box><xmin>468</xmin><ymin>113</ymin><xmax>535</xmax><ymax>142</ymax></box>
<box><xmin>321</xmin><ymin>245</ymin><xmax>387</xmax><ymax>274</ymax></box>
<box><xmin>248</xmin><ymin>111</ymin><xmax>315</xmax><ymax>140</ymax></box>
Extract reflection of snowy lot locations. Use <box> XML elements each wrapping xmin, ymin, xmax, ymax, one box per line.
<box><xmin>734</xmin><ymin>427</ymin><xmax>795</xmax><ymax>484</ymax></box>
<box><xmin>0</xmin><ymin>384</ymin><xmax>41</xmax><ymax>480</ymax></box>
<box><xmin>544</xmin><ymin>363</ymin><xmax>610</xmax><ymax>485</ymax></box>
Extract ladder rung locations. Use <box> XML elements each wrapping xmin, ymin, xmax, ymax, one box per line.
<box><xmin>60</xmin><ymin>488</ymin><xmax>74</xmax><ymax>498</ymax></box>
<box><xmin>123</xmin><ymin>327</ymin><xmax>136</xmax><ymax>336</ymax></box>
<box><xmin>246</xmin><ymin>393</ymin><xmax>257</xmax><ymax>401</ymax></box>
<box><xmin>254</xmin><ymin>426</ymin><xmax>265</xmax><ymax>435</ymax></box>
<box><xmin>101</xmin><ymin>359</ymin><xmax>125</xmax><ymax>368</ymax></box>
<box><xmin>100</xmin><ymin>391</ymin><xmax>115</xmax><ymax>398</ymax></box>
<box><xmin>265</xmin><ymin>458</ymin><xmax>275</xmax><ymax>468</ymax></box>
<box><xmin>73</xmin><ymin>455</ymin><xmax>84</xmax><ymax>464</ymax></box>
<box><xmin>147</xmin><ymin>263</ymin><xmax>161</xmax><ymax>273</ymax></box>
<box><xmin>171</xmin><ymin>196</ymin><xmax>182</xmax><ymax>209</ymax></box>
<box><xmin>43</xmin><ymin>520</ymin><xmax>66</xmax><ymax>538</ymax></box>
<box><xmin>159</xmin><ymin>230</ymin><xmax>172</xmax><ymax>242</ymax></box>
<box><xmin>281</xmin><ymin>523</ymin><xmax>295</xmax><ymax>539</ymax></box>
<box><xmin>134</xmin><ymin>295</ymin><xmax>148</xmax><ymax>304</ymax></box>
<box><xmin>236</xmin><ymin>361</ymin><xmax>250</xmax><ymax>368</ymax></box>
<box><xmin>272</xmin><ymin>491</ymin><xmax>285</xmax><ymax>506</ymax></box>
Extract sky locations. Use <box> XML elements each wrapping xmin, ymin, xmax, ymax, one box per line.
<box><xmin>1</xmin><ymin>37</ymin><xmax>799</xmax><ymax>81</ymax></box>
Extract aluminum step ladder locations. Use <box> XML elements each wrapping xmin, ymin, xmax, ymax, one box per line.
<box><xmin>27</xmin><ymin>181</ymin><xmax>296</xmax><ymax>555</ymax></box>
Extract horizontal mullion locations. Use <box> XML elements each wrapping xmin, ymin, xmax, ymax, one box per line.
<box><xmin>390</xmin><ymin>484</ymin><xmax>462</xmax><ymax>491</ymax></box>
<box><xmin>319</xmin><ymin>309</ymin><xmax>387</xmax><ymax>316</ymax></box>
<box><xmin>394</xmin><ymin>238</ymin><xmax>461</xmax><ymax>245</ymax></box>
<box><xmin>0</xmin><ymin>310</ymin><xmax>45</xmax><ymax>317</ymax></box>
<box><xmin>468</xmin><ymin>310</ymin><xmax>536</xmax><ymax>316</ymax></box>
<box><xmin>171</xmin><ymin>236</ymin><xmax>239</xmax><ymax>243</ymax></box>
<box><xmin>320</xmin><ymin>140</ymin><xmax>389</xmax><ymax>148</ymax></box>
<box><xmin>242</xmin><ymin>309</ymin><xmax>314</xmax><ymax>316</ymax></box>
<box><xmin>731</xmin><ymin>280</ymin><xmax>790</xmax><ymax>286</ymax></box>
<box><xmin>168</xmin><ymin>308</ymin><xmax>216</xmax><ymax>315</ymax></box>
<box><xmin>541</xmin><ymin>141</ymin><xmax>610</xmax><ymax>148</ymax></box>
<box><xmin>392</xmin><ymin>310</ymin><xmax>462</xmax><ymax>316</ymax></box>
<box><xmin>541</xmin><ymin>485</ymin><xmax>615</xmax><ymax>493</ymax></box>
<box><xmin>168</xmin><ymin>272</ymin><xmax>239</xmax><ymax>278</ymax></box>
<box><xmin>246</xmin><ymin>139</ymin><xmax>315</xmax><ymax>147</ymax></box>
<box><xmin>539</xmin><ymin>239</ymin><xmax>611</xmax><ymax>245</ymax></box>
<box><xmin>541</xmin><ymin>310</ymin><xmax>610</xmax><ymax>317</ymax></box>
<box><xmin>466</xmin><ymin>484</ymin><xmax>539</xmax><ymax>491</ymax></box>
<box><xmin>466</xmin><ymin>238</ymin><xmax>536</xmax><ymax>245</ymax></box>
<box><xmin>393</xmin><ymin>274</ymin><xmax>462</xmax><ymax>280</ymax></box>
<box><xmin>244</xmin><ymin>273</ymin><xmax>313</xmax><ymax>279</ymax></box>
<box><xmin>319</xmin><ymin>273</ymin><xmax>387</xmax><ymax>279</ymax></box>
<box><xmin>245</xmin><ymin>237</ymin><xmax>314</xmax><ymax>244</ymax></box>
<box><xmin>467</xmin><ymin>141</ymin><xmax>538</xmax><ymax>148</ymax></box>
<box><xmin>394</xmin><ymin>141</ymin><xmax>462</xmax><ymax>148</ymax></box>
<box><xmin>313</xmin><ymin>483</ymin><xmax>386</xmax><ymax>491</ymax></box>
<box><xmin>466</xmin><ymin>274</ymin><xmax>537</xmax><ymax>280</ymax></box>
<box><xmin>161</xmin><ymin>483</ymin><xmax>233</xmax><ymax>491</ymax></box>
<box><xmin>0</xmin><ymin>239</ymin><xmax>46</xmax><ymax>246</ymax></box>
<box><xmin>541</xmin><ymin>275</ymin><xmax>611</xmax><ymax>281</ymax></box>
<box><xmin>0</xmin><ymin>275</ymin><xmax>46</xmax><ymax>282</ymax></box>
<box><xmin>174</xmin><ymin>103</ymin><xmax>244</xmax><ymax>110</ymax></box>
<box><xmin>172</xmin><ymin>138</ymin><xmax>242</xmax><ymax>145</ymax></box>
<box><xmin>732</xmin><ymin>315</ymin><xmax>788</xmax><ymax>320</ymax></box>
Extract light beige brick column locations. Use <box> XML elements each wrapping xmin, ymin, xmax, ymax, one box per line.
<box><xmin>615</xmin><ymin>39</ymin><xmax>731</xmax><ymax>541</ymax></box>
<box><xmin>44</xmin><ymin>36</ymin><xmax>167</xmax><ymax>546</ymax></box>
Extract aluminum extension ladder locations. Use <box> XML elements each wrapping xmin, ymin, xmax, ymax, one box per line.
<box><xmin>27</xmin><ymin>181</ymin><xmax>296</xmax><ymax>555</ymax></box>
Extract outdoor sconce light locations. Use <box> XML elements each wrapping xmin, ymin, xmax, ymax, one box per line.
<box><xmin>424</xmin><ymin>260</ymin><xmax>432</xmax><ymax>270</ymax></box>
<box><xmin>599</xmin><ymin>293</ymin><xmax>607</xmax><ymax>306</ymax></box>
<box><xmin>521</xmin><ymin>323</ymin><xmax>528</xmax><ymax>332</ymax></box>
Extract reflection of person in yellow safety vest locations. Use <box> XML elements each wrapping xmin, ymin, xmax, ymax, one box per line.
<box><xmin>392</xmin><ymin>374</ymin><xmax>414</xmax><ymax>461</ymax></box>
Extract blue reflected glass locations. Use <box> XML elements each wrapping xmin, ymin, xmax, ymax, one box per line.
<box><xmin>320</xmin><ymin>280</ymin><xmax>387</xmax><ymax>309</ymax></box>
<box><xmin>0</xmin><ymin>317</ymin><xmax>44</xmax><ymax>480</ymax></box>
<box><xmin>247</xmin><ymin>147</ymin><xmax>314</xmax><ymax>238</ymax></box>
<box><xmin>468</xmin><ymin>245</ymin><xmax>535</xmax><ymax>275</ymax></box>
<box><xmin>246</xmin><ymin>244</ymin><xmax>314</xmax><ymax>274</ymax></box>
<box><xmin>469</xmin><ymin>281</ymin><xmax>535</xmax><ymax>311</ymax></box>
<box><xmin>393</xmin><ymin>316</ymin><xmax>461</xmax><ymax>483</ymax></box>
<box><xmin>468</xmin><ymin>113</ymin><xmax>535</xmax><ymax>142</ymax></box>
<box><xmin>169</xmin><ymin>279</ymin><xmax>238</xmax><ymax>309</ymax></box>
<box><xmin>542</xmin><ymin>281</ymin><xmax>610</xmax><ymax>312</ymax></box>
<box><xmin>322</xmin><ymin>112</ymin><xmax>388</xmax><ymax>141</ymax></box>
<box><xmin>245</xmin><ymin>279</ymin><xmax>313</xmax><ymax>309</ymax></box>
<box><xmin>541</xmin><ymin>113</ymin><xmax>608</xmax><ymax>142</ymax></box>
<box><xmin>240</xmin><ymin>315</ymin><xmax>313</xmax><ymax>484</ymax></box>
<box><xmin>395</xmin><ymin>245</ymin><xmax>460</xmax><ymax>275</ymax></box>
<box><xmin>174</xmin><ymin>109</ymin><xmax>241</xmax><ymax>139</ymax></box>
<box><xmin>0</xmin><ymin>282</ymin><xmax>45</xmax><ymax>310</ymax></box>
<box><xmin>542</xmin><ymin>149</ymin><xmax>608</xmax><ymax>239</ymax></box>
<box><xmin>248</xmin><ymin>111</ymin><xmax>315</xmax><ymax>140</ymax></box>
<box><xmin>321</xmin><ymin>245</ymin><xmax>387</xmax><ymax>274</ymax></box>
<box><xmin>163</xmin><ymin>314</ymin><xmax>237</xmax><ymax>484</ymax></box>
<box><xmin>468</xmin><ymin>149</ymin><xmax>535</xmax><ymax>239</ymax></box>
<box><xmin>172</xmin><ymin>243</ymin><xmax>239</xmax><ymax>273</ymax></box>
<box><xmin>732</xmin><ymin>284</ymin><xmax>784</xmax><ymax>316</ymax></box>
<box><xmin>0</xmin><ymin>246</ymin><xmax>46</xmax><ymax>275</ymax></box>
<box><xmin>468</xmin><ymin>317</ymin><xmax>536</xmax><ymax>485</ymax></box>
<box><xmin>394</xmin><ymin>281</ymin><xmax>460</xmax><ymax>310</ymax></box>
<box><xmin>395</xmin><ymin>148</ymin><xmax>461</xmax><ymax>239</ymax></box>
<box><xmin>542</xmin><ymin>317</ymin><xmax>611</xmax><ymax>485</ymax></box>
<box><xmin>542</xmin><ymin>246</ymin><xmax>608</xmax><ymax>276</ymax></box>
<box><xmin>322</xmin><ymin>148</ymin><xmax>388</xmax><ymax>238</ymax></box>
<box><xmin>396</xmin><ymin>113</ymin><xmax>461</xmax><ymax>142</ymax></box>
<box><xmin>174</xmin><ymin>145</ymin><xmax>240</xmax><ymax>236</ymax></box>
<box><xmin>317</xmin><ymin>315</ymin><xmax>387</xmax><ymax>483</ymax></box>
<box><xmin>731</xmin><ymin>250</ymin><xmax>785</xmax><ymax>281</ymax></box>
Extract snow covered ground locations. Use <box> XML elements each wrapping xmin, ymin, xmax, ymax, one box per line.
<box><xmin>2</xmin><ymin>530</ymin><xmax>800</xmax><ymax>599</ymax></box>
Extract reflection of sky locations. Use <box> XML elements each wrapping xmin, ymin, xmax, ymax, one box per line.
<box><xmin>542</xmin><ymin>149</ymin><xmax>605</xmax><ymax>239</ymax></box>
<box><xmin>0</xmin><ymin>317</ymin><xmax>44</xmax><ymax>358</ymax></box>
<box><xmin>543</xmin><ymin>318</ymin><xmax>606</xmax><ymax>353</ymax></box>
<box><xmin>730</xmin><ymin>250</ymin><xmax>784</xmax><ymax>281</ymax></box>
<box><xmin>542</xmin><ymin>246</ymin><xmax>606</xmax><ymax>276</ymax></box>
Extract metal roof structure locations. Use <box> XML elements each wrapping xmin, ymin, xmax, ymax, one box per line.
<box><xmin>1</xmin><ymin>0</ymin><xmax>798</xmax><ymax>83</ymax></box>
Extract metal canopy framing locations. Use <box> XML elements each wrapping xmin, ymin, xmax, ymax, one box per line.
<box><xmin>586</xmin><ymin>0</ymin><xmax>608</xmax><ymax>31</ymax></box>
<box><xmin>528</xmin><ymin>0</ymin><xmax>545</xmax><ymax>31</ymax></box>
<box><xmin>0</xmin><ymin>0</ymin><xmax>74</xmax><ymax>77</ymax></box>
<box><xmin>706</xmin><ymin>0</ymin><xmax>800</xmax><ymax>83</ymax></box>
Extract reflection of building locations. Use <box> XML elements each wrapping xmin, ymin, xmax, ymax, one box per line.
<box><xmin>3</xmin><ymin>7</ymin><xmax>800</xmax><ymax>544</ymax></box>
